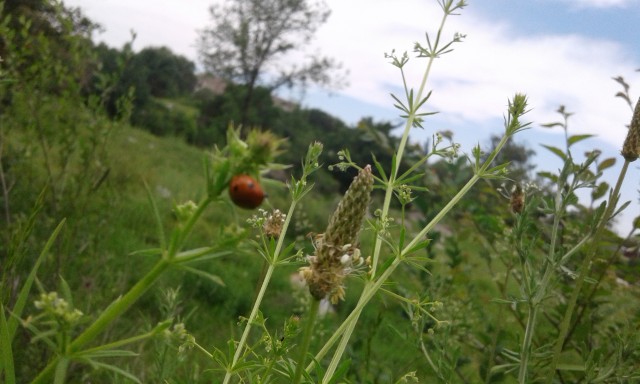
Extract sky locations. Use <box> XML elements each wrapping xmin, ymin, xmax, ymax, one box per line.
<box><xmin>65</xmin><ymin>0</ymin><xmax>640</xmax><ymax>234</ymax></box>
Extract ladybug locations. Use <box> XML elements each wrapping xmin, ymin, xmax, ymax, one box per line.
<box><xmin>228</xmin><ymin>174</ymin><xmax>265</xmax><ymax>209</ymax></box>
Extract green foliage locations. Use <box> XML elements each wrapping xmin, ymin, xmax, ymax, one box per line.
<box><xmin>197</xmin><ymin>0</ymin><xmax>343</xmax><ymax>125</ymax></box>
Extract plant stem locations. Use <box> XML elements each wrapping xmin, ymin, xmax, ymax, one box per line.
<box><xmin>545</xmin><ymin>159</ymin><xmax>630</xmax><ymax>382</ymax></box>
<box><xmin>222</xmin><ymin>200</ymin><xmax>298</xmax><ymax>384</ymax></box>
<box><xmin>322</xmin><ymin>11</ymin><xmax>458</xmax><ymax>379</ymax></box>
<box><xmin>518</xmin><ymin>305</ymin><xmax>539</xmax><ymax>384</ymax></box>
<box><xmin>320</xmin><ymin>167</ymin><xmax>488</xmax><ymax>380</ymax></box>
<box><xmin>293</xmin><ymin>299</ymin><xmax>320</xmax><ymax>384</ymax></box>
<box><xmin>32</xmin><ymin>197</ymin><xmax>214</xmax><ymax>383</ymax></box>
<box><xmin>31</xmin><ymin>258</ymin><xmax>171</xmax><ymax>384</ymax></box>
<box><xmin>370</xmin><ymin>4</ymin><xmax>443</xmax><ymax>277</ymax></box>
<box><xmin>517</xmin><ymin>170</ymin><xmax>567</xmax><ymax>383</ymax></box>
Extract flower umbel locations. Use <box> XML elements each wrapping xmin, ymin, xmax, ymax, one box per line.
<box><xmin>301</xmin><ymin>165</ymin><xmax>374</xmax><ymax>303</ymax></box>
<box><xmin>621</xmin><ymin>97</ymin><xmax>640</xmax><ymax>162</ymax></box>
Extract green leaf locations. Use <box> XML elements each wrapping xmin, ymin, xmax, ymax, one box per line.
<box><xmin>174</xmin><ymin>248</ymin><xmax>230</xmax><ymax>264</ymax></box>
<box><xmin>177</xmin><ymin>265</ymin><xmax>225</xmax><ymax>287</ymax></box>
<box><xmin>144</xmin><ymin>181</ymin><xmax>166</xmax><ymax>250</ymax></box>
<box><xmin>129</xmin><ymin>248</ymin><xmax>162</xmax><ymax>257</ymax></box>
<box><xmin>371</xmin><ymin>153</ymin><xmax>388</xmax><ymax>183</ymax></box>
<box><xmin>537</xmin><ymin>171</ymin><xmax>559</xmax><ymax>183</ymax></box>
<box><xmin>541</xmin><ymin>144</ymin><xmax>568</xmax><ymax>161</ymax></box>
<box><xmin>326</xmin><ymin>359</ymin><xmax>351</xmax><ymax>384</ymax></box>
<box><xmin>567</xmin><ymin>134</ymin><xmax>594</xmax><ymax>147</ymax></box>
<box><xmin>59</xmin><ymin>276</ymin><xmax>73</xmax><ymax>308</ymax></box>
<box><xmin>79</xmin><ymin>349</ymin><xmax>139</xmax><ymax>359</ymax></box>
<box><xmin>53</xmin><ymin>358</ymin><xmax>70</xmax><ymax>384</ymax></box>
<box><xmin>490</xmin><ymin>363</ymin><xmax>519</xmax><ymax>374</ymax></box>
<box><xmin>591</xmin><ymin>182</ymin><xmax>609</xmax><ymax>200</ymax></box>
<box><xmin>1</xmin><ymin>305</ymin><xmax>16</xmax><ymax>384</ymax></box>
<box><xmin>556</xmin><ymin>363</ymin><xmax>585</xmax><ymax>371</ymax></box>
<box><xmin>405</xmin><ymin>239</ymin><xmax>431</xmax><ymax>256</ymax></box>
<box><xmin>81</xmin><ymin>359</ymin><xmax>141</xmax><ymax>383</ymax></box>
<box><xmin>597</xmin><ymin>157</ymin><xmax>616</xmax><ymax>172</ymax></box>
<box><xmin>541</xmin><ymin>122</ymin><xmax>563</xmax><ymax>129</ymax></box>
<box><xmin>7</xmin><ymin>219</ymin><xmax>65</xmax><ymax>342</ymax></box>
<box><xmin>612</xmin><ymin>200</ymin><xmax>631</xmax><ymax>220</ymax></box>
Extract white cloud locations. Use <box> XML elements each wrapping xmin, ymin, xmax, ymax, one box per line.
<box><xmin>69</xmin><ymin>0</ymin><xmax>639</xmax><ymax>149</ymax></box>
<box><xmin>317</xmin><ymin>0</ymin><xmax>640</xmax><ymax>148</ymax></box>
<box><xmin>557</xmin><ymin>0</ymin><xmax>638</xmax><ymax>8</ymax></box>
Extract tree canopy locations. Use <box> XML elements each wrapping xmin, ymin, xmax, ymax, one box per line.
<box><xmin>197</xmin><ymin>0</ymin><xmax>344</xmax><ymax>124</ymax></box>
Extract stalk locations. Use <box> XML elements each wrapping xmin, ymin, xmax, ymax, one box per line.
<box><xmin>322</xmin><ymin>11</ymin><xmax>456</xmax><ymax>378</ymax></box>
<box><xmin>293</xmin><ymin>299</ymin><xmax>320</xmax><ymax>384</ymax></box>
<box><xmin>31</xmin><ymin>258</ymin><xmax>170</xmax><ymax>383</ymax></box>
<box><xmin>517</xmin><ymin>170</ymin><xmax>566</xmax><ymax>383</ymax></box>
<box><xmin>545</xmin><ymin>160</ymin><xmax>630</xmax><ymax>382</ymax></box>
<box><xmin>320</xmin><ymin>171</ymin><xmax>486</xmax><ymax>380</ymax></box>
<box><xmin>32</xmin><ymin>197</ymin><xmax>214</xmax><ymax>383</ymax></box>
<box><xmin>223</xmin><ymin>200</ymin><xmax>298</xmax><ymax>384</ymax></box>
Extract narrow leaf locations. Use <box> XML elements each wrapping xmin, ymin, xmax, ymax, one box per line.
<box><xmin>326</xmin><ymin>359</ymin><xmax>351</xmax><ymax>384</ymax></box>
<box><xmin>540</xmin><ymin>122</ymin><xmax>563</xmax><ymax>129</ymax></box>
<box><xmin>567</xmin><ymin>134</ymin><xmax>594</xmax><ymax>147</ymax></box>
<box><xmin>83</xmin><ymin>360</ymin><xmax>142</xmax><ymax>383</ymax></box>
<box><xmin>177</xmin><ymin>265</ymin><xmax>225</xmax><ymax>287</ymax></box>
<box><xmin>0</xmin><ymin>305</ymin><xmax>16</xmax><ymax>384</ymax></box>
<box><xmin>597</xmin><ymin>157</ymin><xmax>616</xmax><ymax>172</ymax></box>
<box><xmin>8</xmin><ymin>219</ymin><xmax>66</xmax><ymax>341</ymax></box>
<box><xmin>541</xmin><ymin>144</ymin><xmax>568</xmax><ymax>161</ymax></box>
<box><xmin>144</xmin><ymin>181</ymin><xmax>166</xmax><ymax>250</ymax></box>
<box><xmin>371</xmin><ymin>154</ymin><xmax>388</xmax><ymax>183</ymax></box>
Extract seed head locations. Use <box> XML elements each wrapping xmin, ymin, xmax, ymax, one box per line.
<box><xmin>302</xmin><ymin>165</ymin><xmax>374</xmax><ymax>303</ymax></box>
<box><xmin>263</xmin><ymin>209</ymin><xmax>286</xmax><ymax>238</ymax></box>
<box><xmin>621</xmin><ymin>97</ymin><xmax>640</xmax><ymax>162</ymax></box>
<box><xmin>510</xmin><ymin>184</ymin><xmax>525</xmax><ymax>214</ymax></box>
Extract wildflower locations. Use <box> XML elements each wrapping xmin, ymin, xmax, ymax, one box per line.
<box><xmin>34</xmin><ymin>292</ymin><xmax>83</xmax><ymax>324</ymax></box>
<box><xmin>621</xmin><ymin>97</ymin><xmax>640</xmax><ymax>162</ymax></box>
<box><xmin>263</xmin><ymin>209</ymin><xmax>286</xmax><ymax>238</ymax></box>
<box><xmin>301</xmin><ymin>165</ymin><xmax>374</xmax><ymax>303</ymax></box>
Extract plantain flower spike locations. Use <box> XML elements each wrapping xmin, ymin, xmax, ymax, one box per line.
<box><xmin>301</xmin><ymin>165</ymin><xmax>374</xmax><ymax>303</ymax></box>
<box><xmin>621</xmin><ymin>97</ymin><xmax>640</xmax><ymax>162</ymax></box>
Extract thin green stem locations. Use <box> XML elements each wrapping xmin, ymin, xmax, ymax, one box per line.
<box><xmin>31</xmin><ymin>258</ymin><xmax>171</xmax><ymax>384</ymax></box>
<box><xmin>321</xmin><ymin>165</ymin><xmax>487</xmax><ymax>379</ymax></box>
<box><xmin>545</xmin><ymin>159</ymin><xmax>630</xmax><ymax>382</ymax></box>
<box><xmin>76</xmin><ymin>323</ymin><xmax>166</xmax><ymax>356</ymax></box>
<box><xmin>371</xmin><ymin>0</ymin><xmax>447</xmax><ymax>282</ymax></box>
<box><xmin>169</xmin><ymin>196</ymin><xmax>213</xmax><ymax>257</ymax></box>
<box><xmin>518</xmin><ymin>305</ymin><xmax>539</xmax><ymax>384</ymax></box>
<box><xmin>322</xmin><ymin>308</ymin><xmax>361</xmax><ymax>384</ymax></box>
<box><xmin>516</xmin><ymin>173</ymin><xmax>567</xmax><ymax>383</ymax></box>
<box><xmin>32</xmin><ymin>197</ymin><xmax>214</xmax><ymax>383</ymax></box>
<box><xmin>223</xmin><ymin>200</ymin><xmax>298</xmax><ymax>384</ymax></box>
<box><xmin>309</xmin><ymin>257</ymin><xmax>402</xmax><ymax>373</ymax></box>
<box><xmin>293</xmin><ymin>299</ymin><xmax>320</xmax><ymax>384</ymax></box>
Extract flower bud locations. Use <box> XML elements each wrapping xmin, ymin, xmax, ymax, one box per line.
<box><xmin>621</xmin><ymin>97</ymin><xmax>640</xmax><ymax>162</ymax></box>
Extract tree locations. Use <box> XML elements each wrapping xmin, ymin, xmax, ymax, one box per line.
<box><xmin>134</xmin><ymin>47</ymin><xmax>197</xmax><ymax>98</ymax></box>
<box><xmin>197</xmin><ymin>0</ymin><xmax>344</xmax><ymax>126</ymax></box>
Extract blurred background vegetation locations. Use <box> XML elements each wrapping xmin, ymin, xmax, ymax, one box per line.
<box><xmin>1</xmin><ymin>0</ymin><xmax>638</xmax><ymax>382</ymax></box>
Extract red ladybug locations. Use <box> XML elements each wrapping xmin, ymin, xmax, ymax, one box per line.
<box><xmin>228</xmin><ymin>174</ymin><xmax>265</xmax><ymax>209</ymax></box>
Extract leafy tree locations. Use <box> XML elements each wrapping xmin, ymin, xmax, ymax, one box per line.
<box><xmin>197</xmin><ymin>0</ymin><xmax>344</xmax><ymax>126</ymax></box>
<box><xmin>133</xmin><ymin>46</ymin><xmax>196</xmax><ymax>98</ymax></box>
